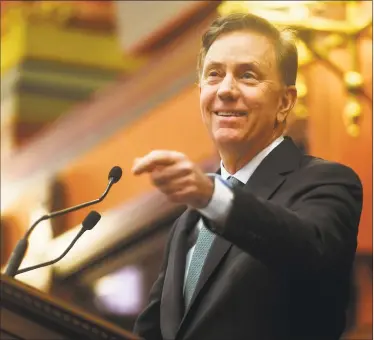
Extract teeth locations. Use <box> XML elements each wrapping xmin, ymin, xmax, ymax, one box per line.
<box><xmin>215</xmin><ymin>112</ymin><xmax>245</xmax><ymax>116</ymax></box>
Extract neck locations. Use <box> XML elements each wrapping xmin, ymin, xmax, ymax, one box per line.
<box><xmin>219</xmin><ymin>132</ymin><xmax>283</xmax><ymax>174</ymax></box>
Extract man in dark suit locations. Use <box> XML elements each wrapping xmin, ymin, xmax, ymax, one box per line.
<box><xmin>131</xmin><ymin>13</ymin><xmax>363</xmax><ymax>340</ymax></box>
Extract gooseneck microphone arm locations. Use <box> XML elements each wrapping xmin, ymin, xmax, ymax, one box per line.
<box><xmin>24</xmin><ymin>176</ymin><xmax>113</xmax><ymax>240</ymax></box>
<box><xmin>4</xmin><ymin>166</ymin><xmax>122</xmax><ymax>278</ymax></box>
<box><xmin>17</xmin><ymin>229</ymin><xmax>85</xmax><ymax>275</ymax></box>
<box><xmin>15</xmin><ymin>211</ymin><xmax>101</xmax><ymax>276</ymax></box>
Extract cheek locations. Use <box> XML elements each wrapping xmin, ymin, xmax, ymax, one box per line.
<box><xmin>243</xmin><ymin>88</ymin><xmax>280</xmax><ymax>126</ymax></box>
<box><xmin>242</xmin><ymin>89</ymin><xmax>278</xmax><ymax>131</ymax></box>
<box><xmin>242</xmin><ymin>88</ymin><xmax>267</xmax><ymax>109</ymax></box>
<box><xmin>200</xmin><ymin>88</ymin><xmax>215</xmax><ymax>115</ymax></box>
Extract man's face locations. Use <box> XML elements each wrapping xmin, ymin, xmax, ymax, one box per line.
<box><xmin>199</xmin><ymin>30</ymin><xmax>288</xmax><ymax>152</ymax></box>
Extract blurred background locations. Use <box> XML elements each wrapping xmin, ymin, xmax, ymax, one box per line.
<box><xmin>0</xmin><ymin>1</ymin><xmax>372</xmax><ymax>339</ymax></box>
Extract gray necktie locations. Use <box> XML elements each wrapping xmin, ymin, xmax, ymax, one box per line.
<box><xmin>184</xmin><ymin>176</ymin><xmax>243</xmax><ymax>308</ymax></box>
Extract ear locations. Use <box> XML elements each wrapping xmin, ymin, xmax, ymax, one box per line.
<box><xmin>277</xmin><ymin>86</ymin><xmax>297</xmax><ymax>124</ymax></box>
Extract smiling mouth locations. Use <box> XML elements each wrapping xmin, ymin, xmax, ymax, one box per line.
<box><xmin>213</xmin><ymin>111</ymin><xmax>247</xmax><ymax>117</ymax></box>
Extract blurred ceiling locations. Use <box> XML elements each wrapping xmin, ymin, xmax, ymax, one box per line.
<box><xmin>1</xmin><ymin>0</ymin><xmax>215</xmax><ymax>150</ymax></box>
<box><xmin>1</xmin><ymin>0</ymin><xmax>129</xmax><ymax>150</ymax></box>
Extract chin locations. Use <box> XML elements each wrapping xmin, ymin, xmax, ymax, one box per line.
<box><xmin>213</xmin><ymin>130</ymin><xmax>244</xmax><ymax>146</ymax></box>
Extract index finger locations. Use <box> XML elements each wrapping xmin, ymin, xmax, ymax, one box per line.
<box><xmin>132</xmin><ymin>150</ymin><xmax>184</xmax><ymax>175</ymax></box>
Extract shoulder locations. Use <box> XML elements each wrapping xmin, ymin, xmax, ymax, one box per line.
<box><xmin>299</xmin><ymin>155</ymin><xmax>362</xmax><ymax>188</ymax></box>
<box><xmin>287</xmin><ymin>155</ymin><xmax>363</xmax><ymax>214</ymax></box>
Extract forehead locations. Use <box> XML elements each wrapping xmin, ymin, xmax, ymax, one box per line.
<box><xmin>203</xmin><ymin>30</ymin><xmax>276</xmax><ymax>71</ymax></box>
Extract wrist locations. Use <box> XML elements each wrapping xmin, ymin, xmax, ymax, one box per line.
<box><xmin>194</xmin><ymin>176</ymin><xmax>215</xmax><ymax>209</ymax></box>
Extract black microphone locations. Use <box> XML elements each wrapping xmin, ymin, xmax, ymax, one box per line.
<box><xmin>4</xmin><ymin>166</ymin><xmax>122</xmax><ymax>277</ymax></box>
<box><xmin>14</xmin><ymin>211</ymin><xmax>101</xmax><ymax>276</ymax></box>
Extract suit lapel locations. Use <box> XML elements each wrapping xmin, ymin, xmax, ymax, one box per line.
<box><xmin>245</xmin><ymin>136</ymin><xmax>301</xmax><ymax>198</ymax></box>
<box><xmin>245</xmin><ymin>171</ymin><xmax>286</xmax><ymax>201</ymax></box>
<box><xmin>161</xmin><ymin>208</ymin><xmax>200</xmax><ymax>339</ymax></box>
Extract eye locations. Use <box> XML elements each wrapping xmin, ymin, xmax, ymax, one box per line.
<box><xmin>241</xmin><ymin>72</ymin><xmax>256</xmax><ymax>80</ymax></box>
<box><xmin>207</xmin><ymin>70</ymin><xmax>220</xmax><ymax>77</ymax></box>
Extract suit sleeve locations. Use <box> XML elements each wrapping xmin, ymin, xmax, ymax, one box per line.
<box><xmin>133</xmin><ymin>223</ymin><xmax>177</xmax><ymax>340</ymax></box>
<box><xmin>207</xmin><ymin>162</ymin><xmax>363</xmax><ymax>274</ymax></box>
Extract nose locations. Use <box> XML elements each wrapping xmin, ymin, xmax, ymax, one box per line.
<box><xmin>217</xmin><ymin>75</ymin><xmax>239</xmax><ymax>101</ymax></box>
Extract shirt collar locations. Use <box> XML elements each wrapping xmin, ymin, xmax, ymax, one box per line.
<box><xmin>220</xmin><ymin>136</ymin><xmax>284</xmax><ymax>183</ymax></box>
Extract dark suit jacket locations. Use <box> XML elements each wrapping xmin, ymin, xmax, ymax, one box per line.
<box><xmin>133</xmin><ymin>137</ymin><xmax>363</xmax><ymax>340</ymax></box>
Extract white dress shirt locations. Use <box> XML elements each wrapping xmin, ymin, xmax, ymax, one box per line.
<box><xmin>183</xmin><ymin>136</ymin><xmax>284</xmax><ymax>287</ymax></box>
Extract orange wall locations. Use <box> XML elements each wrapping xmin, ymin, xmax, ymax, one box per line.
<box><xmin>59</xmin><ymin>85</ymin><xmax>216</xmax><ymax>228</ymax></box>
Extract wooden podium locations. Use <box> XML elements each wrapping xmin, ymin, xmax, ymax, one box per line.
<box><xmin>0</xmin><ymin>274</ymin><xmax>140</xmax><ymax>340</ymax></box>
